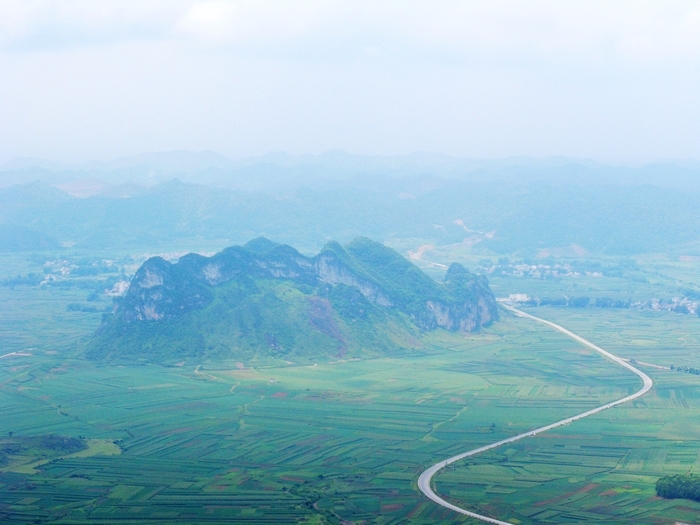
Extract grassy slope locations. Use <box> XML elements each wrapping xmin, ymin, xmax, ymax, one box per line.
<box><xmin>87</xmin><ymin>275</ymin><xmax>423</xmax><ymax>364</ymax></box>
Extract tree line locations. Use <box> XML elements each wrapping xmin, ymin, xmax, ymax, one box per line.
<box><xmin>670</xmin><ymin>365</ymin><xmax>700</xmax><ymax>375</ymax></box>
<box><xmin>656</xmin><ymin>474</ymin><xmax>700</xmax><ymax>501</ymax></box>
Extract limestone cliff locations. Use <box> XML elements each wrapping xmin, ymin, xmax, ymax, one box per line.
<box><xmin>88</xmin><ymin>237</ymin><xmax>498</xmax><ymax>362</ymax></box>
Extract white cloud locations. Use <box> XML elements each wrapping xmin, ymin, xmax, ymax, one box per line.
<box><xmin>0</xmin><ymin>0</ymin><xmax>185</xmax><ymax>48</ymax></box>
<box><xmin>173</xmin><ymin>1</ymin><xmax>240</xmax><ymax>43</ymax></box>
<box><xmin>171</xmin><ymin>1</ymin><xmax>326</xmax><ymax>46</ymax></box>
<box><xmin>1</xmin><ymin>1</ymin><xmax>699</xmax><ymax>162</ymax></box>
<box><xmin>0</xmin><ymin>0</ymin><xmax>698</xmax><ymax>66</ymax></box>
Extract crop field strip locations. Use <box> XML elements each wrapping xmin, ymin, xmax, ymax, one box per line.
<box><xmin>439</xmin><ymin>454</ymin><xmax>682</xmax><ymax>523</ymax></box>
<box><xmin>432</xmin><ymin>310</ymin><xmax>700</xmax><ymax>524</ymax></box>
<box><xmin>0</xmin><ymin>343</ymin><xmax>625</xmax><ymax>523</ymax></box>
<box><xmin>0</xmin><ymin>287</ymin><xmax>104</xmax><ymax>354</ymax></box>
<box><xmin>0</xmin><ymin>242</ymin><xmax>698</xmax><ymax>523</ymax></box>
<box><xmin>1</xmin><ymin>305</ymin><xmax>699</xmax><ymax>523</ymax></box>
<box><xmin>550</xmin><ymin>309</ymin><xmax>700</xmax><ymax>369</ymax></box>
<box><xmin>418</xmin><ymin>305</ymin><xmax>656</xmax><ymax>524</ymax></box>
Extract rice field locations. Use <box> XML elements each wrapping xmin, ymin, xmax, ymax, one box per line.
<box><xmin>434</xmin><ymin>308</ymin><xmax>700</xmax><ymax>524</ymax></box>
<box><xmin>1</xmin><ymin>254</ymin><xmax>699</xmax><ymax>523</ymax></box>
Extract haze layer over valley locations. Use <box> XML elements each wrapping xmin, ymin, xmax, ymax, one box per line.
<box><xmin>4</xmin><ymin>151</ymin><xmax>700</xmax><ymax>257</ymax></box>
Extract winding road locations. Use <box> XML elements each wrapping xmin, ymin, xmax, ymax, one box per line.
<box><xmin>417</xmin><ymin>303</ymin><xmax>654</xmax><ymax>524</ymax></box>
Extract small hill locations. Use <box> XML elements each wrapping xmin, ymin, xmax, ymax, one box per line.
<box><xmin>86</xmin><ymin>238</ymin><xmax>498</xmax><ymax>363</ymax></box>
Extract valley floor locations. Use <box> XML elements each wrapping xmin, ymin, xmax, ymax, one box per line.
<box><xmin>0</xmin><ymin>290</ymin><xmax>698</xmax><ymax>523</ymax></box>
<box><xmin>1</xmin><ymin>250</ymin><xmax>700</xmax><ymax>524</ymax></box>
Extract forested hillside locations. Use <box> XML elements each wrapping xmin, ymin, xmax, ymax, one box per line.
<box><xmin>87</xmin><ymin>238</ymin><xmax>498</xmax><ymax>363</ymax></box>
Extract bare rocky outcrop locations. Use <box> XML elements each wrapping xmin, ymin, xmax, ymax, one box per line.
<box><xmin>315</xmin><ymin>251</ymin><xmax>393</xmax><ymax>307</ymax></box>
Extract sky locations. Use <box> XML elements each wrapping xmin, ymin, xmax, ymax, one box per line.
<box><xmin>0</xmin><ymin>1</ymin><xmax>699</xmax><ymax>165</ymax></box>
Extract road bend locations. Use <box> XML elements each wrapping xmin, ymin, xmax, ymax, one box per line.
<box><xmin>417</xmin><ymin>303</ymin><xmax>653</xmax><ymax>524</ymax></box>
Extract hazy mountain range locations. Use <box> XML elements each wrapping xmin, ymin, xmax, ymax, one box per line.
<box><xmin>1</xmin><ymin>151</ymin><xmax>700</xmax><ymax>256</ymax></box>
<box><xmin>2</xmin><ymin>150</ymin><xmax>700</xmax><ymax>192</ymax></box>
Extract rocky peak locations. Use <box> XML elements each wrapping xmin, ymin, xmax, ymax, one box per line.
<box><xmin>117</xmin><ymin>237</ymin><xmax>498</xmax><ymax>332</ymax></box>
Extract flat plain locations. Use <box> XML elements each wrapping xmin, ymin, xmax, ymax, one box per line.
<box><xmin>435</xmin><ymin>307</ymin><xmax>700</xmax><ymax>524</ymax></box>
<box><xmin>1</xmin><ymin>250</ymin><xmax>699</xmax><ymax>524</ymax></box>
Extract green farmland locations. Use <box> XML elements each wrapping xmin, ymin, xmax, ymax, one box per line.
<box><xmin>435</xmin><ymin>307</ymin><xmax>700</xmax><ymax>524</ymax></box>
<box><xmin>1</xmin><ymin>254</ymin><xmax>700</xmax><ymax>524</ymax></box>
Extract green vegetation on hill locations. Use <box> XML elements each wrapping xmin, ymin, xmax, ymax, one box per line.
<box><xmin>85</xmin><ymin>238</ymin><xmax>498</xmax><ymax>363</ymax></box>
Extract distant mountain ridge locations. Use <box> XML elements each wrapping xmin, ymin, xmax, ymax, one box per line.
<box><xmin>4</xmin><ymin>151</ymin><xmax>700</xmax><ymax>255</ymax></box>
<box><xmin>87</xmin><ymin>238</ymin><xmax>498</xmax><ymax>363</ymax></box>
<box><xmin>3</xmin><ymin>175</ymin><xmax>700</xmax><ymax>255</ymax></box>
<box><xmin>3</xmin><ymin>150</ymin><xmax>700</xmax><ymax>192</ymax></box>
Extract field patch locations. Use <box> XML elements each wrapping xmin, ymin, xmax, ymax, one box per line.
<box><xmin>1</xmin><ymin>290</ymin><xmax>699</xmax><ymax>524</ymax></box>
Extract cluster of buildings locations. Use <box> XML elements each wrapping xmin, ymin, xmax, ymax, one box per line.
<box><xmin>630</xmin><ymin>297</ymin><xmax>699</xmax><ymax>315</ymax></box>
<box><xmin>505</xmin><ymin>293</ymin><xmax>699</xmax><ymax>316</ymax></box>
<box><xmin>480</xmin><ymin>262</ymin><xmax>602</xmax><ymax>279</ymax></box>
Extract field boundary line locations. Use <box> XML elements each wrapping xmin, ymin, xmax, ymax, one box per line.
<box><xmin>417</xmin><ymin>302</ymin><xmax>653</xmax><ymax>525</ymax></box>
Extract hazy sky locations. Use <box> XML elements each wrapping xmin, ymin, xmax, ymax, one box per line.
<box><xmin>1</xmin><ymin>1</ymin><xmax>699</xmax><ymax>164</ymax></box>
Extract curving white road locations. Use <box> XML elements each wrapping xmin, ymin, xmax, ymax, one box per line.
<box><xmin>417</xmin><ymin>303</ymin><xmax>654</xmax><ymax>525</ymax></box>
